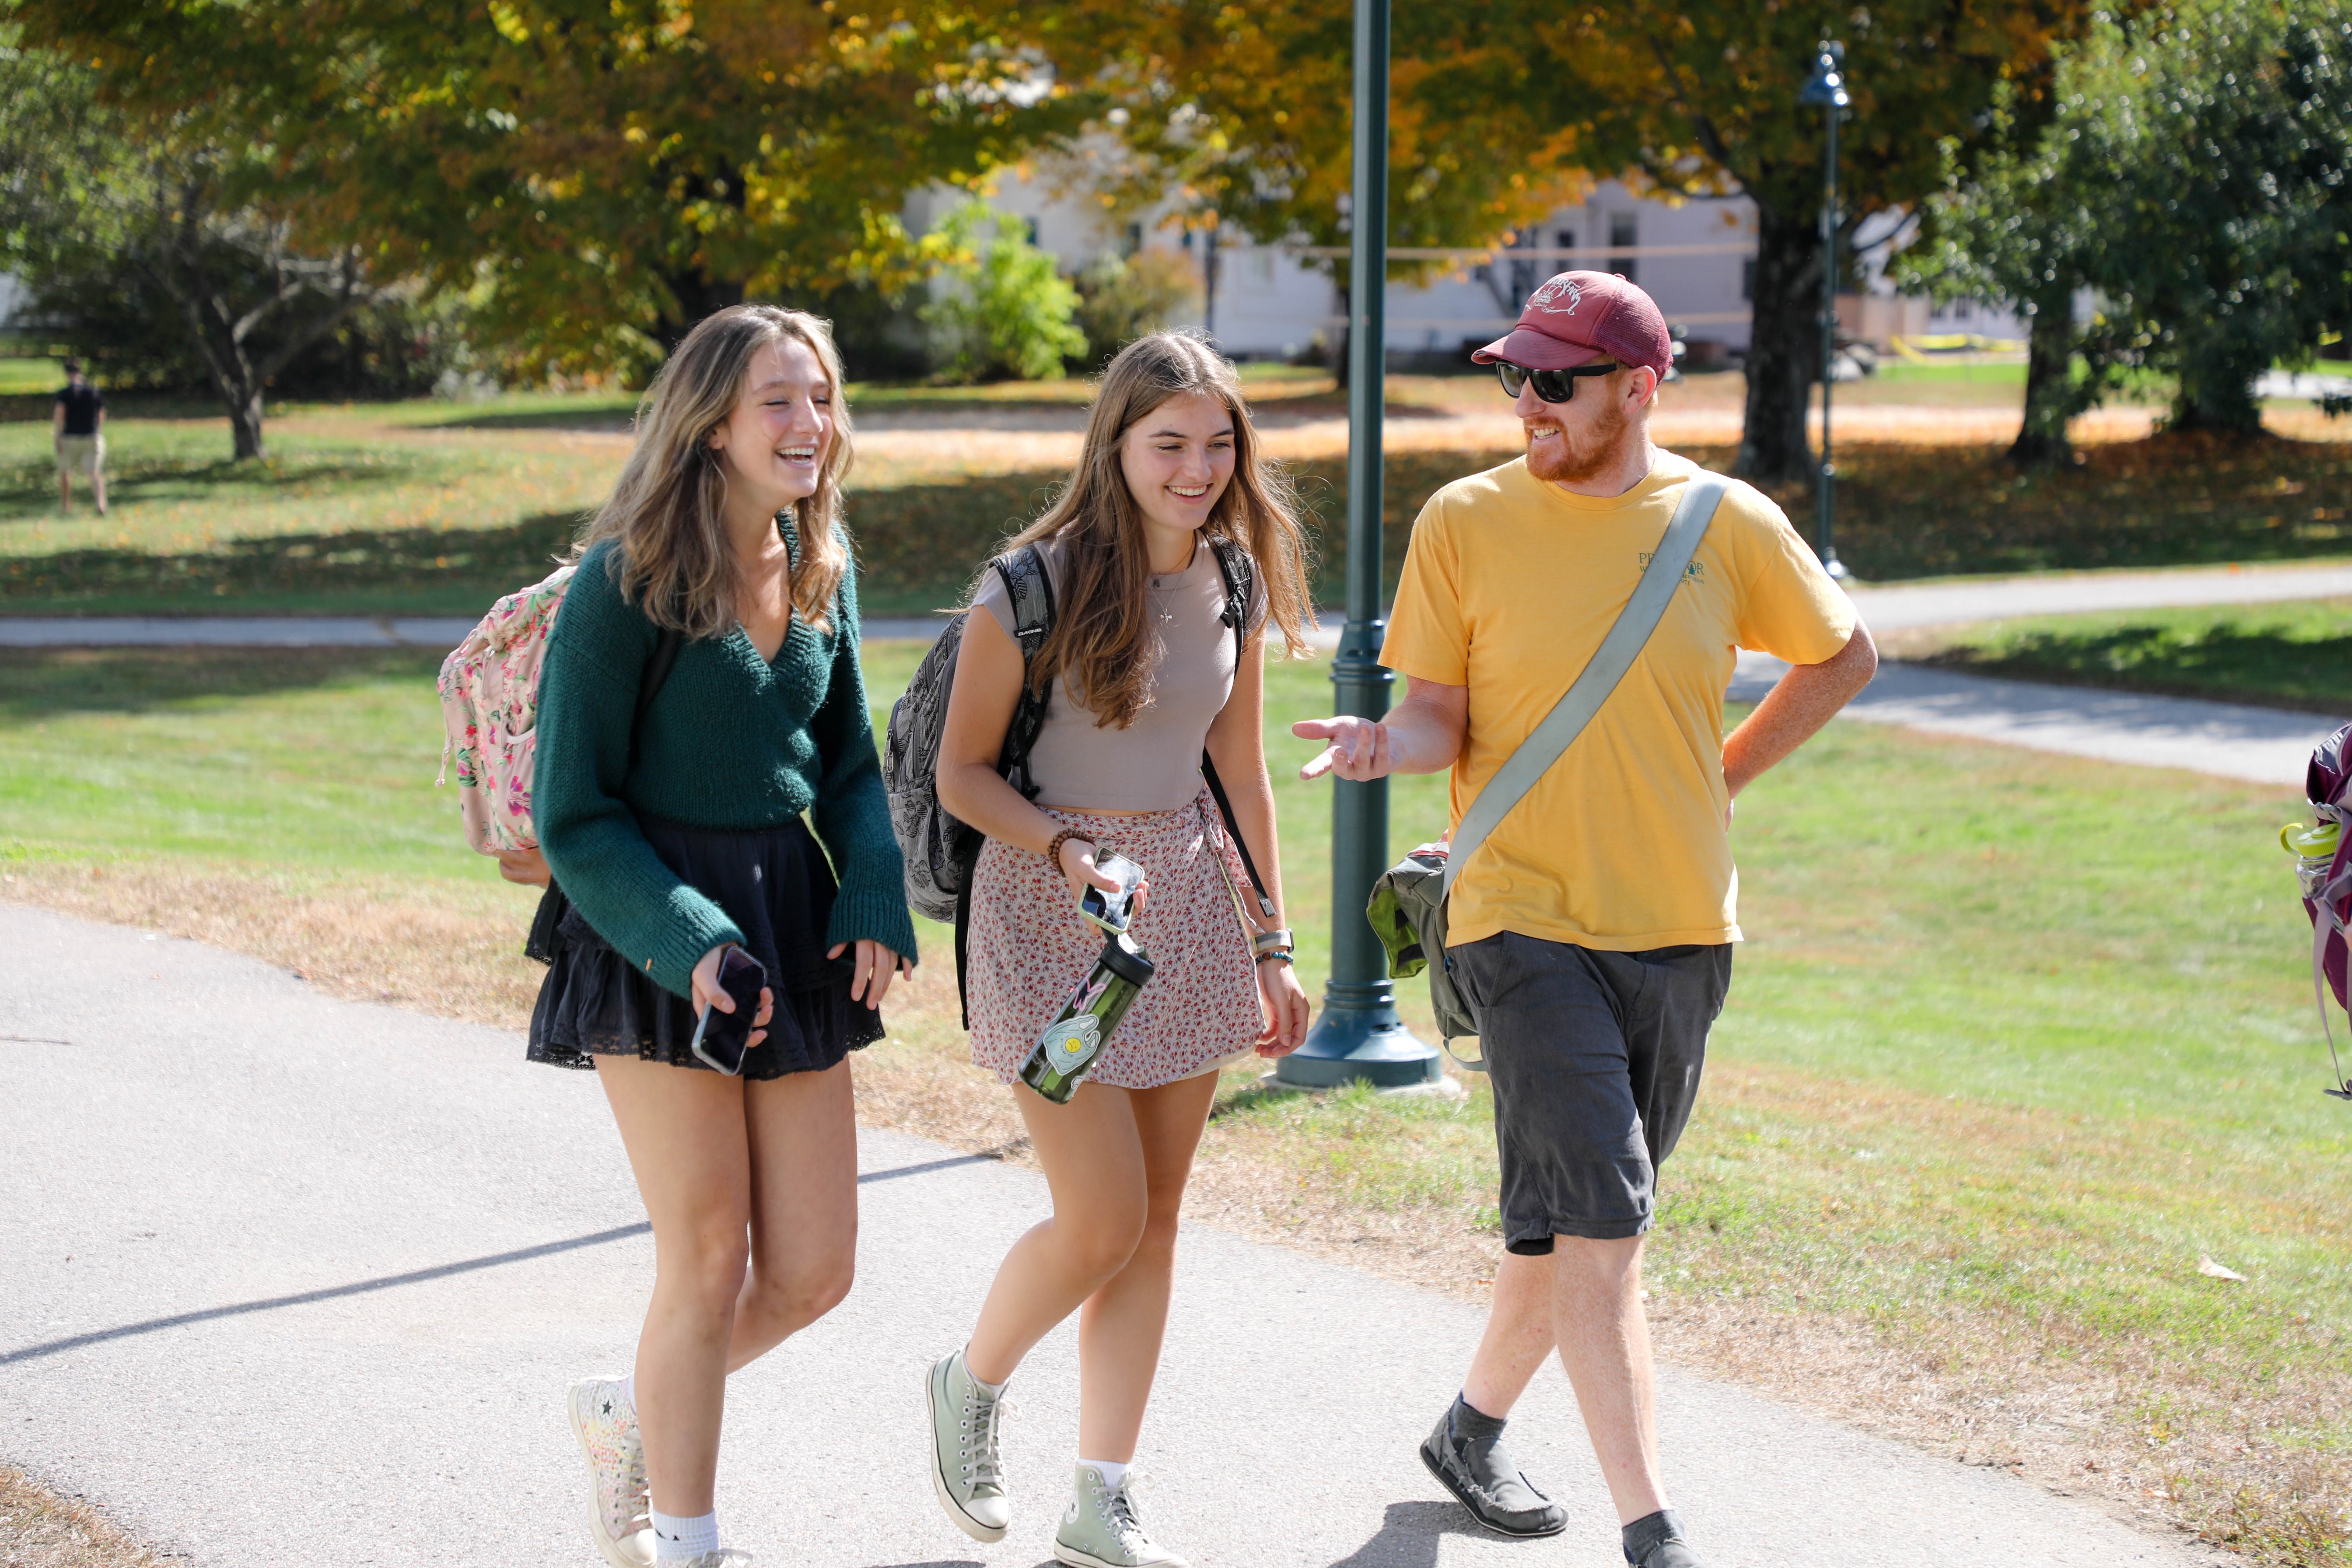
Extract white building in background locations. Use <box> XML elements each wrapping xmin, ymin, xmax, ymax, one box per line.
<box><xmin>913</xmin><ymin>167</ymin><xmax>2023</xmax><ymax>366</ymax></box>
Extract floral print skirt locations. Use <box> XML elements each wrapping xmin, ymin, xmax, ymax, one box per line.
<box><xmin>967</xmin><ymin>790</ymin><xmax>1263</xmax><ymax>1091</ymax></box>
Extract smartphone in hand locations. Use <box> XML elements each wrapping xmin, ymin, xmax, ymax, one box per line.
<box><xmin>1080</xmin><ymin>851</ymin><xmax>1146</xmax><ymax>934</ymax></box>
<box><xmin>690</xmin><ymin>946</ymin><xmax>767</xmax><ymax>1076</ymax></box>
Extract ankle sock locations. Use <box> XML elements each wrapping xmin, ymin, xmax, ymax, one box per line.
<box><xmin>620</xmin><ymin>1374</ymin><xmax>637</xmax><ymax>1415</ymax></box>
<box><xmin>1622</xmin><ymin>1509</ymin><xmax>1686</xmax><ymax>1565</ymax></box>
<box><xmin>1080</xmin><ymin>1458</ymin><xmax>1130</xmax><ymax>1489</ymax></box>
<box><xmin>651</xmin><ymin>1508</ymin><xmax>718</xmax><ymax>1561</ymax></box>
<box><xmin>1450</xmin><ymin>1392</ymin><xmax>1508</xmax><ymax>1443</ymax></box>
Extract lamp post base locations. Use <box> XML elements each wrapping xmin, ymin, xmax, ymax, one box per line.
<box><xmin>1276</xmin><ymin>993</ymin><xmax>1442</xmax><ymax>1088</ymax></box>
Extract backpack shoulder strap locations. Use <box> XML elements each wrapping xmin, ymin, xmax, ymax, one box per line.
<box><xmin>993</xmin><ymin>544</ymin><xmax>1057</xmax><ymax>654</ymax></box>
<box><xmin>990</xmin><ymin>544</ymin><xmax>1059</xmax><ymax>799</ymax></box>
<box><xmin>1207</xmin><ymin>536</ymin><xmax>1254</xmax><ymax>665</ymax></box>
<box><xmin>1443</xmin><ymin>471</ymin><xmax>1728</xmax><ymax>899</ymax></box>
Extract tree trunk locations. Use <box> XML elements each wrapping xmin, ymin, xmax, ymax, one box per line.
<box><xmin>2008</xmin><ymin>293</ymin><xmax>2077</xmax><ymax>469</ymax></box>
<box><xmin>2168</xmin><ymin>343</ymin><xmax>2269</xmax><ymax>437</ymax></box>
<box><xmin>228</xmin><ymin>391</ymin><xmax>266</xmax><ymax>460</ymax></box>
<box><xmin>1736</xmin><ymin>204</ymin><xmax>1825</xmax><ymax>486</ymax></box>
<box><xmin>658</xmin><ymin>271</ymin><xmax>748</xmax><ymax>350</ymax></box>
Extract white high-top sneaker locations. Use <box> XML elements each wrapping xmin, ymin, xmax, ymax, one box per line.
<box><xmin>565</xmin><ymin>1377</ymin><xmax>654</xmax><ymax>1568</ymax></box>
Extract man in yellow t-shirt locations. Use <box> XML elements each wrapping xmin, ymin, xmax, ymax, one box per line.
<box><xmin>1296</xmin><ymin>272</ymin><xmax>1876</xmax><ymax>1568</ymax></box>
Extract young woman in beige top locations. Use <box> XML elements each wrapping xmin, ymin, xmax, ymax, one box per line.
<box><xmin>926</xmin><ymin>332</ymin><xmax>1316</xmax><ymax>1567</ymax></box>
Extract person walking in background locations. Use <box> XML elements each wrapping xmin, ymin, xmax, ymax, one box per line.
<box><xmin>1296</xmin><ymin>273</ymin><xmax>1877</xmax><ymax>1568</ymax></box>
<box><xmin>526</xmin><ymin>304</ymin><xmax>916</xmax><ymax>1568</ymax></box>
<box><xmin>54</xmin><ymin>358</ymin><xmax>105</xmax><ymax>516</ymax></box>
<box><xmin>926</xmin><ymin>332</ymin><xmax>1316</xmax><ymax>1568</ymax></box>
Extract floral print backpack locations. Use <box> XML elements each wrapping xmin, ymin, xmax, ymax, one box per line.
<box><xmin>437</xmin><ymin>565</ymin><xmax>685</xmax><ymax>857</ymax></box>
<box><xmin>436</xmin><ymin>566</ymin><xmax>578</xmax><ymax>855</ymax></box>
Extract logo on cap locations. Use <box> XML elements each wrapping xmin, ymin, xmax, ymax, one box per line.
<box><xmin>1529</xmin><ymin>276</ymin><xmax>1585</xmax><ymax>316</ymax></box>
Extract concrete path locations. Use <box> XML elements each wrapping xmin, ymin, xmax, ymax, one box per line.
<box><xmin>2</xmin><ymin>558</ymin><xmax>2346</xmax><ymax>650</ymax></box>
<box><xmin>1</xmin><ymin>902</ymin><xmax>2219</xmax><ymax>1568</ymax></box>
<box><xmin>1728</xmin><ymin>654</ymin><xmax>2343</xmax><ymax>787</ymax></box>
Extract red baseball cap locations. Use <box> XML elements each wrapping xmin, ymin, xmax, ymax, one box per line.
<box><xmin>1473</xmin><ymin>270</ymin><xmax>1673</xmax><ymax>382</ymax></box>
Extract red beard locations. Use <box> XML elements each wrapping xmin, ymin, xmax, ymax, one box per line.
<box><xmin>1524</xmin><ymin>397</ymin><xmax>1633</xmax><ymax>484</ymax></box>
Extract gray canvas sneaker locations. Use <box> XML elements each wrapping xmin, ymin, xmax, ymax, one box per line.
<box><xmin>1419</xmin><ymin>1399</ymin><xmax>1568</xmax><ymax>1538</ymax></box>
<box><xmin>926</xmin><ymin>1348</ymin><xmax>1010</xmax><ymax>1542</ymax></box>
<box><xmin>1053</xmin><ymin>1465</ymin><xmax>1186</xmax><ymax>1568</ymax></box>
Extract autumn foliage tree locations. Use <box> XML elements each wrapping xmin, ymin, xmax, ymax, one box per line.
<box><xmin>1498</xmin><ymin>2</ymin><xmax>2097</xmax><ymax>483</ymax></box>
<box><xmin>22</xmin><ymin>0</ymin><xmax>1099</xmax><ymax>376</ymax></box>
<box><xmin>1909</xmin><ymin>0</ymin><xmax>2352</xmax><ymax>455</ymax></box>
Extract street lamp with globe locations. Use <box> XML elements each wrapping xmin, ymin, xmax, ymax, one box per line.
<box><xmin>1800</xmin><ymin>40</ymin><xmax>1853</xmax><ymax>580</ymax></box>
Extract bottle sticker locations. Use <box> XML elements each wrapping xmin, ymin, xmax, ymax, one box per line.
<box><xmin>1041</xmin><ymin>1014</ymin><xmax>1103</xmax><ymax>1077</ymax></box>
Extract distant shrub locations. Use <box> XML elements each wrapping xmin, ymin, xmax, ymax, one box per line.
<box><xmin>1072</xmin><ymin>248</ymin><xmax>1202</xmax><ymax>369</ymax></box>
<box><xmin>919</xmin><ymin>200</ymin><xmax>1086</xmax><ymax>383</ymax></box>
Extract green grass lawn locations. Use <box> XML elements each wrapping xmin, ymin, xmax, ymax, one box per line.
<box><xmin>0</xmin><ymin>357</ymin><xmax>65</xmax><ymax>397</ymax></box>
<box><xmin>1907</xmin><ymin>596</ymin><xmax>2352</xmax><ymax>714</ymax></box>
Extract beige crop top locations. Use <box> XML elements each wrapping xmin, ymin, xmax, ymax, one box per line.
<box><xmin>973</xmin><ymin>538</ymin><xmax>1266</xmax><ymax>811</ymax></box>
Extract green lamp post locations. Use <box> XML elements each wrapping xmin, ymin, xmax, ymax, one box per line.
<box><xmin>1277</xmin><ymin>0</ymin><xmax>1441</xmax><ymax>1088</ymax></box>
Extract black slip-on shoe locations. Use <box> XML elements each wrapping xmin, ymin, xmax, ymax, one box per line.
<box><xmin>1418</xmin><ymin>1404</ymin><xmax>1569</xmax><ymax>1538</ymax></box>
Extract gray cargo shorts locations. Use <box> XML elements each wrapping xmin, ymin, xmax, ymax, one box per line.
<box><xmin>1448</xmin><ymin>932</ymin><xmax>1732</xmax><ymax>1252</ymax></box>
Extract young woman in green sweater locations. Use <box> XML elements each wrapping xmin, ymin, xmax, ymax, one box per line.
<box><xmin>526</xmin><ymin>304</ymin><xmax>917</xmax><ymax>1568</ymax></box>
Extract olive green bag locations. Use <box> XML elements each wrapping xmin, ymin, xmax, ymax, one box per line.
<box><xmin>1367</xmin><ymin>474</ymin><xmax>1728</xmax><ymax>1065</ymax></box>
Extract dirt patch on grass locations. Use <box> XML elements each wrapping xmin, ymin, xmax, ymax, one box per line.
<box><xmin>0</xmin><ymin>1465</ymin><xmax>180</xmax><ymax>1568</ymax></box>
<box><xmin>2</xmin><ymin>865</ymin><xmax>2342</xmax><ymax>1564</ymax></box>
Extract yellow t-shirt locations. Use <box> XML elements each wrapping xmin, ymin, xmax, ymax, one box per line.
<box><xmin>1380</xmin><ymin>450</ymin><xmax>1855</xmax><ymax>951</ymax></box>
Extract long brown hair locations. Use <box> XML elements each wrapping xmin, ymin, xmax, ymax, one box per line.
<box><xmin>574</xmin><ymin>304</ymin><xmax>854</xmax><ymax>637</ymax></box>
<box><xmin>996</xmin><ymin>332</ymin><xmax>1316</xmax><ymax>727</ymax></box>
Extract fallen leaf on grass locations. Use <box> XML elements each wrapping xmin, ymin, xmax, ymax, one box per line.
<box><xmin>2196</xmin><ymin>1255</ymin><xmax>2248</xmax><ymax>1281</ymax></box>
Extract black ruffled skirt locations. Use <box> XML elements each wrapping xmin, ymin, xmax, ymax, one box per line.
<box><xmin>527</xmin><ymin>815</ymin><xmax>884</xmax><ymax>1080</ymax></box>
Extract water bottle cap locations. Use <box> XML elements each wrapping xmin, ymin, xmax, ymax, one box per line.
<box><xmin>1099</xmin><ymin>932</ymin><xmax>1156</xmax><ymax>986</ymax></box>
<box><xmin>2283</xmin><ymin>820</ymin><xmax>2343</xmax><ymax>857</ymax></box>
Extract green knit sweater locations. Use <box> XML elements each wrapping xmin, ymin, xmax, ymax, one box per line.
<box><xmin>533</xmin><ymin>534</ymin><xmax>917</xmax><ymax>1000</ymax></box>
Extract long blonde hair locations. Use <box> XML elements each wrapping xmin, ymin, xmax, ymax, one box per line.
<box><xmin>999</xmin><ymin>332</ymin><xmax>1316</xmax><ymax>728</ymax></box>
<box><xmin>575</xmin><ymin>304</ymin><xmax>854</xmax><ymax>637</ymax></box>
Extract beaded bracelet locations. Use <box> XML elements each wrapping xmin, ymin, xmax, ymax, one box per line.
<box><xmin>1044</xmin><ymin>828</ymin><xmax>1095</xmax><ymax>870</ymax></box>
<box><xmin>1255</xmin><ymin>950</ymin><xmax>1295</xmax><ymax>967</ymax></box>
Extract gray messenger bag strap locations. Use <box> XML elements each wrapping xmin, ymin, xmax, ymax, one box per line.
<box><xmin>1365</xmin><ymin>471</ymin><xmax>1730</xmax><ymax>1064</ymax></box>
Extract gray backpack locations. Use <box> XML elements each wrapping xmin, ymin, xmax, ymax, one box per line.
<box><xmin>1368</xmin><ymin>473</ymin><xmax>1728</xmax><ymax>1061</ymax></box>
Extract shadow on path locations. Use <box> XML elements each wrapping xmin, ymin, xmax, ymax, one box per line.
<box><xmin>1329</xmin><ymin>1499</ymin><xmax>1505</xmax><ymax>1567</ymax></box>
<box><xmin>0</xmin><ymin>1152</ymin><xmax>997</xmax><ymax>1367</ymax></box>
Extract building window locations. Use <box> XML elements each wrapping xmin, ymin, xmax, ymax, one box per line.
<box><xmin>1608</xmin><ymin>213</ymin><xmax>1637</xmax><ymax>284</ymax></box>
<box><xmin>1555</xmin><ymin>229</ymin><xmax>1577</xmax><ymax>258</ymax></box>
<box><xmin>1024</xmin><ymin>217</ymin><xmax>1042</xmax><ymax>246</ymax></box>
<box><xmin>1124</xmin><ymin>221</ymin><xmax>1143</xmax><ymax>257</ymax></box>
<box><xmin>1742</xmin><ymin>259</ymin><xmax>1755</xmax><ymax>302</ymax></box>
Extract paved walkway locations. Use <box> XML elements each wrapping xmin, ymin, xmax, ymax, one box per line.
<box><xmin>0</xmin><ymin>903</ymin><xmax>2220</xmax><ymax>1568</ymax></box>
<box><xmin>3</xmin><ymin>562</ymin><xmax>2343</xmax><ymax>787</ymax></box>
<box><xmin>1727</xmin><ymin>654</ymin><xmax>2342</xmax><ymax>787</ymax></box>
<box><xmin>3</xmin><ymin>559</ymin><xmax>2347</xmax><ymax>651</ymax></box>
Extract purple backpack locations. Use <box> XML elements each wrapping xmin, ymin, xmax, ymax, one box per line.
<box><xmin>2298</xmin><ymin>721</ymin><xmax>2352</xmax><ymax>1100</ymax></box>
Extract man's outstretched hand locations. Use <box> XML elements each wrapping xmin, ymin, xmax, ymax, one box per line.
<box><xmin>1294</xmin><ymin>716</ymin><xmax>1392</xmax><ymax>782</ymax></box>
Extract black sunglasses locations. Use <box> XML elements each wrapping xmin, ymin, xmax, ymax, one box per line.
<box><xmin>1495</xmin><ymin>359</ymin><xmax>1622</xmax><ymax>403</ymax></box>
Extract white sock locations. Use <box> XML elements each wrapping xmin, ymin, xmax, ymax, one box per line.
<box><xmin>651</xmin><ymin>1509</ymin><xmax>718</xmax><ymax>1561</ymax></box>
<box><xmin>620</xmin><ymin>1374</ymin><xmax>637</xmax><ymax>1415</ymax></box>
<box><xmin>1080</xmin><ymin>1458</ymin><xmax>1130</xmax><ymax>1489</ymax></box>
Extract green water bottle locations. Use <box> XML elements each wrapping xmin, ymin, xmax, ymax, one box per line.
<box><xmin>1019</xmin><ymin>932</ymin><xmax>1156</xmax><ymax>1104</ymax></box>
